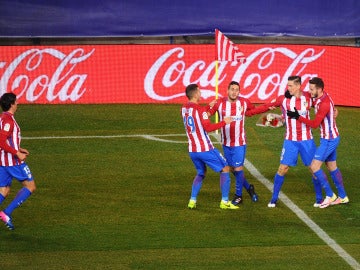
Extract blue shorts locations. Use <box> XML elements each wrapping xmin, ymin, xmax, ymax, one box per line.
<box><xmin>189</xmin><ymin>148</ymin><xmax>228</xmax><ymax>175</ymax></box>
<box><xmin>222</xmin><ymin>145</ymin><xmax>246</xmax><ymax>168</ymax></box>
<box><xmin>314</xmin><ymin>137</ymin><xmax>340</xmax><ymax>162</ymax></box>
<box><xmin>0</xmin><ymin>163</ymin><xmax>34</xmax><ymax>187</ymax></box>
<box><xmin>280</xmin><ymin>139</ymin><xmax>316</xmax><ymax>167</ymax></box>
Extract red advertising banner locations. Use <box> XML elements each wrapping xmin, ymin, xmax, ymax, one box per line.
<box><xmin>0</xmin><ymin>44</ymin><xmax>359</xmax><ymax>106</ymax></box>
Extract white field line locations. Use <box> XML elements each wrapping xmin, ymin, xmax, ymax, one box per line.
<box><xmin>22</xmin><ymin>134</ymin><xmax>188</xmax><ymax>143</ymax></box>
<box><xmin>210</xmin><ymin>133</ymin><xmax>360</xmax><ymax>270</ymax></box>
<box><xmin>22</xmin><ymin>132</ymin><xmax>360</xmax><ymax>269</ymax></box>
<box><xmin>244</xmin><ymin>160</ymin><xmax>360</xmax><ymax>270</ymax></box>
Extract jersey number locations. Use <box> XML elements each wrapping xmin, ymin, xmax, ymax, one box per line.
<box><xmin>183</xmin><ymin>115</ymin><xmax>196</xmax><ymax>133</ymax></box>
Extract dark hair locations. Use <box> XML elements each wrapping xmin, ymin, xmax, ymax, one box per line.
<box><xmin>0</xmin><ymin>93</ymin><xmax>16</xmax><ymax>112</ymax></box>
<box><xmin>185</xmin><ymin>84</ymin><xmax>199</xmax><ymax>99</ymax></box>
<box><xmin>228</xmin><ymin>81</ymin><xmax>240</xmax><ymax>89</ymax></box>
<box><xmin>309</xmin><ymin>77</ymin><xmax>324</xmax><ymax>89</ymax></box>
<box><xmin>288</xmin><ymin>75</ymin><xmax>301</xmax><ymax>85</ymax></box>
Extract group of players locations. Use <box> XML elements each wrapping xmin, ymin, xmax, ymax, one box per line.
<box><xmin>181</xmin><ymin>76</ymin><xmax>349</xmax><ymax>210</ymax></box>
<box><xmin>0</xmin><ymin>76</ymin><xmax>349</xmax><ymax>232</ymax></box>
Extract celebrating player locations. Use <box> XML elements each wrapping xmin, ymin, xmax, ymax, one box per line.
<box><xmin>0</xmin><ymin>93</ymin><xmax>36</xmax><ymax>230</ymax></box>
<box><xmin>287</xmin><ymin>77</ymin><xmax>349</xmax><ymax>208</ymax></box>
<box><xmin>181</xmin><ymin>83</ymin><xmax>238</xmax><ymax>210</ymax></box>
<box><xmin>207</xmin><ymin>81</ymin><xmax>272</xmax><ymax>205</ymax></box>
<box><xmin>266</xmin><ymin>76</ymin><xmax>323</xmax><ymax>207</ymax></box>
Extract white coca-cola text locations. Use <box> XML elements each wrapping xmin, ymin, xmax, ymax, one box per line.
<box><xmin>0</xmin><ymin>48</ymin><xmax>94</xmax><ymax>102</ymax></box>
<box><xmin>144</xmin><ymin>47</ymin><xmax>324</xmax><ymax>101</ymax></box>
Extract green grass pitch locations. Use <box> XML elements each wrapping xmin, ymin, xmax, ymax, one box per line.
<box><xmin>0</xmin><ymin>104</ymin><xmax>359</xmax><ymax>270</ymax></box>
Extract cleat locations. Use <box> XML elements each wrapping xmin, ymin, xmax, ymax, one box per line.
<box><xmin>340</xmin><ymin>196</ymin><xmax>349</xmax><ymax>204</ymax></box>
<box><xmin>313</xmin><ymin>199</ymin><xmax>324</xmax><ymax>208</ymax></box>
<box><xmin>188</xmin><ymin>199</ymin><xmax>196</xmax><ymax>209</ymax></box>
<box><xmin>331</xmin><ymin>196</ymin><xmax>349</xmax><ymax>205</ymax></box>
<box><xmin>319</xmin><ymin>194</ymin><xmax>337</xmax><ymax>209</ymax></box>
<box><xmin>231</xmin><ymin>195</ymin><xmax>243</xmax><ymax>206</ymax></box>
<box><xmin>267</xmin><ymin>202</ymin><xmax>276</xmax><ymax>208</ymax></box>
<box><xmin>0</xmin><ymin>211</ymin><xmax>14</xmax><ymax>230</ymax></box>
<box><xmin>220</xmin><ymin>200</ymin><xmax>239</xmax><ymax>210</ymax></box>
<box><xmin>330</xmin><ymin>197</ymin><xmax>341</xmax><ymax>206</ymax></box>
<box><xmin>267</xmin><ymin>199</ymin><xmax>277</xmax><ymax>208</ymax></box>
<box><xmin>247</xmin><ymin>184</ymin><xmax>259</xmax><ymax>202</ymax></box>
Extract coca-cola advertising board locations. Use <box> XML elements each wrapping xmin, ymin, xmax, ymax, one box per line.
<box><xmin>0</xmin><ymin>44</ymin><xmax>359</xmax><ymax>106</ymax></box>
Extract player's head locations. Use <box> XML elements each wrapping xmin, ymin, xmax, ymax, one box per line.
<box><xmin>308</xmin><ymin>77</ymin><xmax>324</xmax><ymax>98</ymax></box>
<box><xmin>309</xmin><ymin>77</ymin><xmax>324</xmax><ymax>89</ymax></box>
<box><xmin>185</xmin><ymin>84</ymin><xmax>200</xmax><ymax>101</ymax></box>
<box><xmin>0</xmin><ymin>93</ymin><xmax>17</xmax><ymax>112</ymax></box>
<box><xmin>287</xmin><ymin>75</ymin><xmax>302</xmax><ymax>95</ymax></box>
<box><xmin>227</xmin><ymin>81</ymin><xmax>240</xmax><ymax>102</ymax></box>
<box><xmin>288</xmin><ymin>75</ymin><xmax>301</xmax><ymax>85</ymax></box>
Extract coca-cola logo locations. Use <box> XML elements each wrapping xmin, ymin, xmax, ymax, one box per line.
<box><xmin>144</xmin><ymin>47</ymin><xmax>325</xmax><ymax>101</ymax></box>
<box><xmin>0</xmin><ymin>48</ymin><xmax>94</xmax><ymax>102</ymax></box>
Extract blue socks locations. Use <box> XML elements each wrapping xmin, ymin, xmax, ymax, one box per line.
<box><xmin>190</xmin><ymin>175</ymin><xmax>205</xmax><ymax>201</ymax></box>
<box><xmin>271</xmin><ymin>173</ymin><xmax>285</xmax><ymax>203</ymax></box>
<box><xmin>190</xmin><ymin>172</ymin><xmax>232</xmax><ymax>202</ymax></box>
<box><xmin>312</xmin><ymin>177</ymin><xmax>323</xmax><ymax>203</ymax></box>
<box><xmin>4</xmin><ymin>187</ymin><xmax>32</xmax><ymax>216</ymax></box>
<box><xmin>330</xmin><ymin>168</ymin><xmax>347</xmax><ymax>198</ymax></box>
<box><xmin>313</xmin><ymin>169</ymin><xmax>334</xmax><ymax>197</ymax></box>
<box><xmin>234</xmin><ymin>170</ymin><xmax>245</xmax><ymax>196</ymax></box>
<box><xmin>242</xmin><ymin>178</ymin><xmax>251</xmax><ymax>190</ymax></box>
<box><xmin>220</xmin><ymin>172</ymin><xmax>231</xmax><ymax>201</ymax></box>
<box><xmin>0</xmin><ymin>194</ymin><xmax>5</xmax><ymax>205</ymax></box>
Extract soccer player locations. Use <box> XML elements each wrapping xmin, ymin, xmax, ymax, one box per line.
<box><xmin>287</xmin><ymin>77</ymin><xmax>349</xmax><ymax>208</ymax></box>
<box><xmin>207</xmin><ymin>81</ymin><xmax>273</xmax><ymax>205</ymax></box>
<box><xmin>266</xmin><ymin>75</ymin><xmax>323</xmax><ymax>208</ymax></box>
<box><xmin>0</xmin><ymin>93</ymin><xmax>36</xmax><ymax>230</ymax></box>
<box><xmin>181</xmin><ymin>83</ymin><xmax>238</xmax><ymax>210</ymax></box>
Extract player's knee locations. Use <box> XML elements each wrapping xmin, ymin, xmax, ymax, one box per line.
<box><xmin>0</xmin><ymin>186</ymin><xmax>10</xmax><ymax>197</ymax></box>
<box><xmin>24</xmin><ymin>180</ymin><xmax>36</xmax><ymax>193</ymax></box>
<box><xmin>310</xmin><ymin>163</ymin><xmax>321</xmax><ymax>173</ymax></box>
<box><xmin>234</xmin><ymin>166</ymin><xmax>243</xmax><ymax>171</ymax></box>
<box><xmin>277</xmin><ymin>165</ymin><xmax>289</xmax><ymax>176</ymax></box>
<box><xmin>221</xmin><ymin>165</ymin><xmax>230</xmax><ymax>173</ymax></box>
<box><xmin>325</xmin><ymin>162</ymin><xmax>337</xmax><ymax>172</ymax></box>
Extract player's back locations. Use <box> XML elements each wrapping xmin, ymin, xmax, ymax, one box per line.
<box><xmin>181</xmin><ymin>102</ymin><xmax>214</xmax><ymax>152</ymax></box>
<box><xmin>314</xmin><ymin>92</ymin><xmax>339</xmax><ymax>139</ymax></box>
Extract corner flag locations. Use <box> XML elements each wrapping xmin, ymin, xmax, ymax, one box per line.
<box><xmin>213</xmin><ymin>29</ymin><xmax>246</xmax><ymax>126</ymax></box>
<box><xmin>215</xmin><ymin>29</ymin><xmax>246</xmax><ymax>63</ymax></box>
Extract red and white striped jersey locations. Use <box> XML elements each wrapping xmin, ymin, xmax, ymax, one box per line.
<box><xmin>272</xmin><ymin>92</ymin><xmax>313</xmax><ymax>141</ymax></box>
<box><xmin>0</xmin><ymin>112</ymin><xmax>22</xmax><ymax>166</ymax></box>
<box><xmin>208</xmin><ymin>97</ymin><xmax>270</xmax><ymax>146</ymax></box>
<box><xmin>299</xmin><ymin>91</ymin><xmax>339</xmax><ymax>139</ymax></box>
<box><xmin>181</xmin><ymin>102</ymin><xmax>225</xmax><ymax>152</ymax></box>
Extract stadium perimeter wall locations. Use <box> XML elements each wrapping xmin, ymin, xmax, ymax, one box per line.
<box><xmin>0</xmin><ymin>37</ymin><xmax>359</xmax><ymax>106</ymax></box>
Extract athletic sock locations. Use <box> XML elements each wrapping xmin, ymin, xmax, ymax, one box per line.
<box><xmin>4</xmin><ymin>187</ymin><xmax>32</xmax><ymax>216</ymax></box>
<box><xmin>312</xmin><ymin>177</ymin><xmax>323</xmax><ymax>203</ymax></box>
<box><xmin>242</xmin><ymin>178</ymin><xmax>250</xmax><ymax>190</ymax></box>
<box><xmin>313</xmin><ymin>169</ymin><xmax>334</xmax><ymax>197</ymax></box>
<box><xmin>0</xmin><ymin>194</ymin><xmax>6</xmax><ymax>205</ymax></box>
<box><xmin>271</xmin><ymin>173</ymin><xmax>284</xmax><ymax>202</ymax></box>
<box><xmin>234</xmin><ymin>170</ymin><xmax>245</xmax><ymax>196</ymax></box>
<box><xmin>330</xmin><ymin>168</ymin><xmax>347</xmax><ymax>198</ymax></box>
<box><xmin>220</xmin><ymin>172</ymin><xmax>231</xmax><ymax>202</ymax></box>
<box><xmin>0</xmin><ymin>193</ymin><xmax>5</xmax><ymax>205</ymax></box>
<box><xmin>190</xmin><ymin>175</ymin><xmax>205</xmax><ymax>201</ymax></box>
